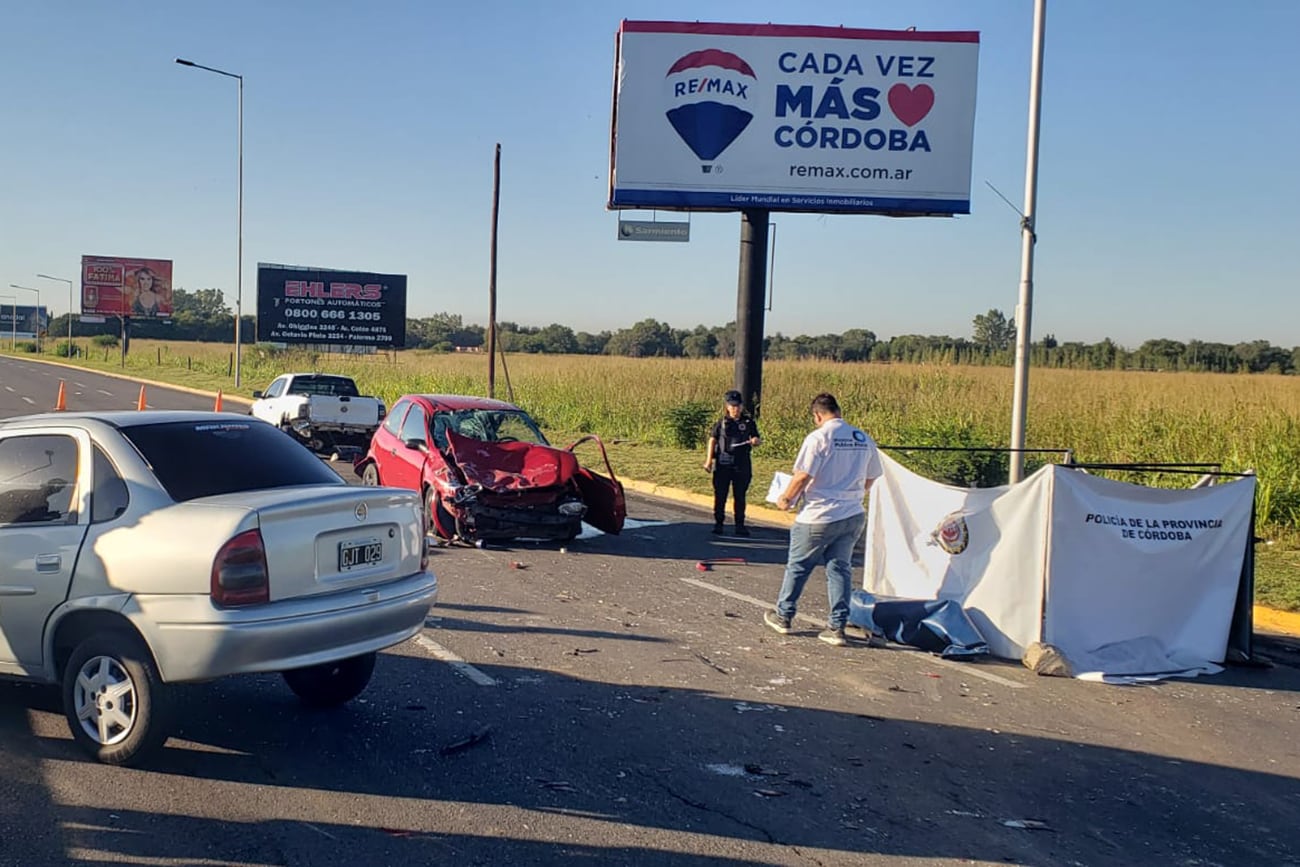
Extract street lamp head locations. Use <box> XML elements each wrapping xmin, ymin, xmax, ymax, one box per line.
<box><xmin>175</xmin><ymin>58</ymin><xmax>195</xmax><ymax>66</ymax></box>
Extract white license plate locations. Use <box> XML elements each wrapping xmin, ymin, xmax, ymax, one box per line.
<box><xmin>339</xmin><ymin>539</ymin><xmax>382</xmax><ymax>571</ymax></box>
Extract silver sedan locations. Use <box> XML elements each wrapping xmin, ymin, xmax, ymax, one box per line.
<box><xmin>0</xmin><ymin>410</ymin><xmax>437</xmax><ymax>766</ymax></box>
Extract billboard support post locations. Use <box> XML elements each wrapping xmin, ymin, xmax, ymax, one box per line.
<box><xmin>488</xmin><ymin>143</ymin><xmax>501</xmax><ymax>400</ymax></box>
<box><xmin>735</xmin><ymin>209</ymin><xmax>769</xmax><ymax>417</ymax></box>
<box><xmin>1009</xmin><ymin>0</ymin><xmax>1047</xmax><ymax>485</ymax></box>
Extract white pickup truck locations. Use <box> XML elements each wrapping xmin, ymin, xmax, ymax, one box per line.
<box><xmin>251</xmin><ymin>373</ymin><xmax>386</xmax><ymax>453</ymax></box>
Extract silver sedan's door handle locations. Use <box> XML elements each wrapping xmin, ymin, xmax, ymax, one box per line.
<box><xmin>35</xmin><ymin>554</ymin><xmax>62</xmax><ymax>572</ymax></box>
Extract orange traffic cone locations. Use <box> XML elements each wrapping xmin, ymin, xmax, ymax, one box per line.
<box><xmin>54</xmin><ymin>380</ymin><xmax>67</xmax><ymax>411</ymax></box>
<box><xmin>136</xmin><ymin>385</ymin><xmax>147</xmax><ymax>411</ymax></box>
<box><xmin>214</xmin><ymin>390</ymin><xmax>223</xmax><ymax>412</ymax></box>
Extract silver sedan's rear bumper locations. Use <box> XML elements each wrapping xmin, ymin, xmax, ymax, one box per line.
<box><xmin>127</xmin><ymin>571</ymin><xmax>438</xmax><ymax>683</ymax></box>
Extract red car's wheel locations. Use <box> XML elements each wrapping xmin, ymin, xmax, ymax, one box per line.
<box><xmin>360</xmin><ymin>463</ymin><xmax>380</xmax><ymax>486</ymax></box>
<box><xmin>424</xmin><ymin>487</ymin><xmax>458</xmax><ymax>541</ymax></box>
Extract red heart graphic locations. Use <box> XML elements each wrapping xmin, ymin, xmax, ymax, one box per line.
<box><xmin>888</xmin><ymin>84</ymin><xmax>935</xmax><ymax>127</ymax></box>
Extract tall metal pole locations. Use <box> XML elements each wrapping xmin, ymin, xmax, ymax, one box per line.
<box><xmin>8</xmin><ymin>285</ymin><xmax>41</xmax><ymax>352</ymax></box>
<box><xmin>487</xmin><ymin>143</ymin><xmax>501</xmax><ymax>399</ymax></box>
<box><xmin>176</xmin><ymin>58</ymin><xmax>243</xmax><ymax>387</ymax></box>
<box><xmin>235</xmin><ymin>73</ymin><xmax>243</xmax><ymax>388</ymax></box>
<box><xmin>735</xmin><ymin>209</ymin><xmax>770</xmax><ymax>416</ymax></box>
<box><xmin>36</xmin><ymin>274</ymin><xmax>73</xmax><ymax>352</ymax></box>
<box><xmin>1009</xmin><ymin>0</ymin><xmax>1047</xmax><ymax>484</ymax></box>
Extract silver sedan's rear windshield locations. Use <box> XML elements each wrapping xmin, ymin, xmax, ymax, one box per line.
<box><xmin>122</xmin><ymin>420</ymin><xmax>344</xmax><ymax>501</ymax></box>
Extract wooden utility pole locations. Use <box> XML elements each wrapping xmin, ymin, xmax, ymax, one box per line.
<box><xmin>487</xmin><ymin>143</ymin><xmax>501</xmax><ymax>399</ymax></box>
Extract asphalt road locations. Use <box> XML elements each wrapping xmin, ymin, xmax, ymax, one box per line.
<box><xmin>0</xmin><ymin>355</ymin><xmax>229</xmax><ymax>415</ymax></box>
<box><xmin>2</xmin><ymin>356</ymin><xmax>1299</xmax><ymax>866</ymax></box>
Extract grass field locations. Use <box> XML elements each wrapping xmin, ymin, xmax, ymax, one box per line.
<box><xmin>10</xmin><ymin>339</ymin><xmax>1300</xmax><ymax>610</ymax></box>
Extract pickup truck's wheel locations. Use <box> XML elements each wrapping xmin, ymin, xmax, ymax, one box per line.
<box><xmin>282</xmin><ymin>652</ymin><xmax>376</xmax><ymax>708</ymax></box>
<box><xmin>360</xmin><ymin>463</ymin><xmax>380</xmax><ymax>486</ymax></box>
<box><xmin>62</xmin><ymin>631</ymin><xmax>170</xmax><ymax>766</ymax></box>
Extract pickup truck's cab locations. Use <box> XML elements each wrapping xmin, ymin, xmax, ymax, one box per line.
<box><xmin>251</xmin><ymin>373</ymin><xmax>386</xmax><ymax>454</ymax></box>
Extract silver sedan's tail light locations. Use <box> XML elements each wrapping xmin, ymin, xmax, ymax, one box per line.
<box><xmin>211</xmin><ymin>529</ymin><xmax>270</xmax><ymax>606</ymax></box>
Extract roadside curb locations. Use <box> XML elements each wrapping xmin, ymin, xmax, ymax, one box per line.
<box><xmin>620</xmin><ymin>478</ymin><xmax>797</xmax><ymax>529</ymax></box>
<box><xmin>1253</xmin><ymin>605</ymin><xmax>1300</xmax><ymax>638</ymax></box>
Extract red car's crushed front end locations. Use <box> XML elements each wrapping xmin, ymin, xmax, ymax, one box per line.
<box><xmin>435</xmin><ymin>431</ymin><xmax>589</xmax><ymax>541</ymax></box>
<box><xmin>358</xmin><ymin>394</ymin><xmax>627</xmax><ymax>544</ymax></box>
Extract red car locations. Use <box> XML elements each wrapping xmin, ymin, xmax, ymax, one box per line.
<box><xmin>356</xmin><ymin>394</ymin><xmax>625</xmax><ymax>543</ymax></box>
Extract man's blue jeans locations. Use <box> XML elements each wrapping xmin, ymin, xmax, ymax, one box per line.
<box><xmin>775</xmin><ymin>512</ymin><xmax>867</xmax><ymax>630</ymax></box>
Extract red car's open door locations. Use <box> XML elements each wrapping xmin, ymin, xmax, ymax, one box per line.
<box><xmin>567</xmin><ymin>435</ymin><xmax>626</xmax><ymax>535</ymax></box>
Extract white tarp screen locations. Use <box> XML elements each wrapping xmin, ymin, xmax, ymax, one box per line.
<box><xmin>1044</xmin><ymin>469</ymin><xmax>1255</xmax><ymax>677</ymax></box>
<box><xmin>864</xmin><ymin>454</ymin><xmax>1051</xmax><ymax>659</ymax></box>
<box><xmin>865</xmin><ymin>453</ymin><xmax>1255</xmax><ymax>679</ymax></box>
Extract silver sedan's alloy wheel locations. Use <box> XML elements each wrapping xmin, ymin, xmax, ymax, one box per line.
<box><xmin>62</xmin><ymin>630</ymin><xmax>170</xmax><ymax>765</ymax></box>
<box><xmin>73</xmin><ymin>655</ymin><xmax>138</xmax><ymax>746</ymax></box>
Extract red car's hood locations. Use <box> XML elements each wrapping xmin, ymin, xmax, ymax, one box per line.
<box><xmin>446</xmin><ymin>430</ymin><xmax>579</xmax><ymax>492</ymax></box>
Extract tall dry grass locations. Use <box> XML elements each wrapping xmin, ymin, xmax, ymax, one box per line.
<box><xmin>41</xmin><ymin>340</ymin><xmax>1300</xmax><ymax>528</ymax></box>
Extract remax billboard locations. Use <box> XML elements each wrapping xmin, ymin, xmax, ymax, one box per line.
<box><xmin>609</xmin><ymin>21</ymin><xmax>980</xmax><ymax>216</ymax></box>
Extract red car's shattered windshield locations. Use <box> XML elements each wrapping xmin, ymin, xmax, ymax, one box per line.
<box><xmin>432</xmin><ymin>409</ymin><xmax>548</xmax><ymax>450</ymax></box>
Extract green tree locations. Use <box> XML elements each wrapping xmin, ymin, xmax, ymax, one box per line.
<box><xmin>972</xmin><ymin>309</ymin><xmax>1016</xmax><ymax>352</ymax></box>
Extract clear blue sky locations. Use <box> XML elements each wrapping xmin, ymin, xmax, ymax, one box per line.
<box><xmin>3</xmin><ymin>1</ymin><xmax>1298</xmax><ymax>348</ymax></box>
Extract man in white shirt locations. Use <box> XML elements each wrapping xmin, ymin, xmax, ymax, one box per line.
<box><xmin>765</xmin><ymin>393</ymin><xmax>883</xmax><ymax>646</ymax></box>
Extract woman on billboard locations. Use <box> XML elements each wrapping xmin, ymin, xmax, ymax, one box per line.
<box><xmin>130</xmin><ymin>267</ymin><xmax>169</xmax><ymax>317</ymax></box>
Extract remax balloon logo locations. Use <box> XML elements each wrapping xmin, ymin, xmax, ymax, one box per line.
<box><xmin>664</xmin><ymin>49</ymin><xmax>756</xmax><ymax>164</ymax></box>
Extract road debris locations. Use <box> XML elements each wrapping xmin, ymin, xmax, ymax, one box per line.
<box><xmin>744</xmin><ymin>764</ymin><xmax>784</xmax><ymax>776</ymax></box>
<box><xmin>539</xmin><ymin>779</ymin><xmax>579</xmax><ymax>793</ymax></box>
<box><xmin>439</xmin><ymin>725</ymin><xmax>493</xmax><ymax>756</ymax></box>
<box><xmin>733</xmin><ymin>702</ymin><xmax>786</xmax><ymax>714</ymax></box>
<box><xmin>509</xmin><ymin>560</ymin><xmax>528</xmax><ymax>570</ymax></box>
<box><xmin>695</xmin><ymin>557</ymin><xmax>748</xmax><ymax>572</ymax></box>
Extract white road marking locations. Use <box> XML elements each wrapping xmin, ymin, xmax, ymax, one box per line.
<box><xmin>3</xmin><ymin>386</ymin><xmax>13</xmax><ymax>392</ymax></box>
<box><xmin>680</xmin><ymin>576</ymin><xmax>1026</xmax><ymax>689</ymax></box>
<box><xmin>74</xmin><ymin>382</ymin><xmax>87</xmax><ymax>388</ymax></box>
<box><xmin>21</xmin><ymin>397</ymin><xmax>35</xmax><ymax>405</ymax></box>
<box><xmin>413</xmin><ymin>633</ymin><xmax>497</xmax><ymax>686</ymax></box>
<box><xmin>96</xmin><ymin>389</ymin><xmax>113</xmax><ymax>396</ymax></box>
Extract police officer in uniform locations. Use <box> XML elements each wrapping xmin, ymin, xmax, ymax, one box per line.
<box><xmin>703</xmin><ymin>389</ymin><xmax>761</xmax><ymax>536</ymax></box>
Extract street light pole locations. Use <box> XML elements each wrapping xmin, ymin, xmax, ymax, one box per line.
<box><xmin>36</xmin><ymin>273</ymin><xmax>74</xmax><ymax>353</ymax></box>
<box><xmin>8</xmin><ymin>285</ymin><xmax>42</xmax><ymax>352</ymax></box>
<box><xmin>176</xmin><ymin>57</ymin><xmax>244</xmax><ymax>388</ymax></box>
<box><xmin>1008</xmin><ymin>0</ymin><xmax>1048</xmax><ymax>484</ymax></box>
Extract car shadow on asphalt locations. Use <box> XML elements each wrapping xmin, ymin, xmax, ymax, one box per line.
<box><xmin>3</xmin><ymin>650</ymin><xmax>1299</xmax><ymax>866</ymax></box>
